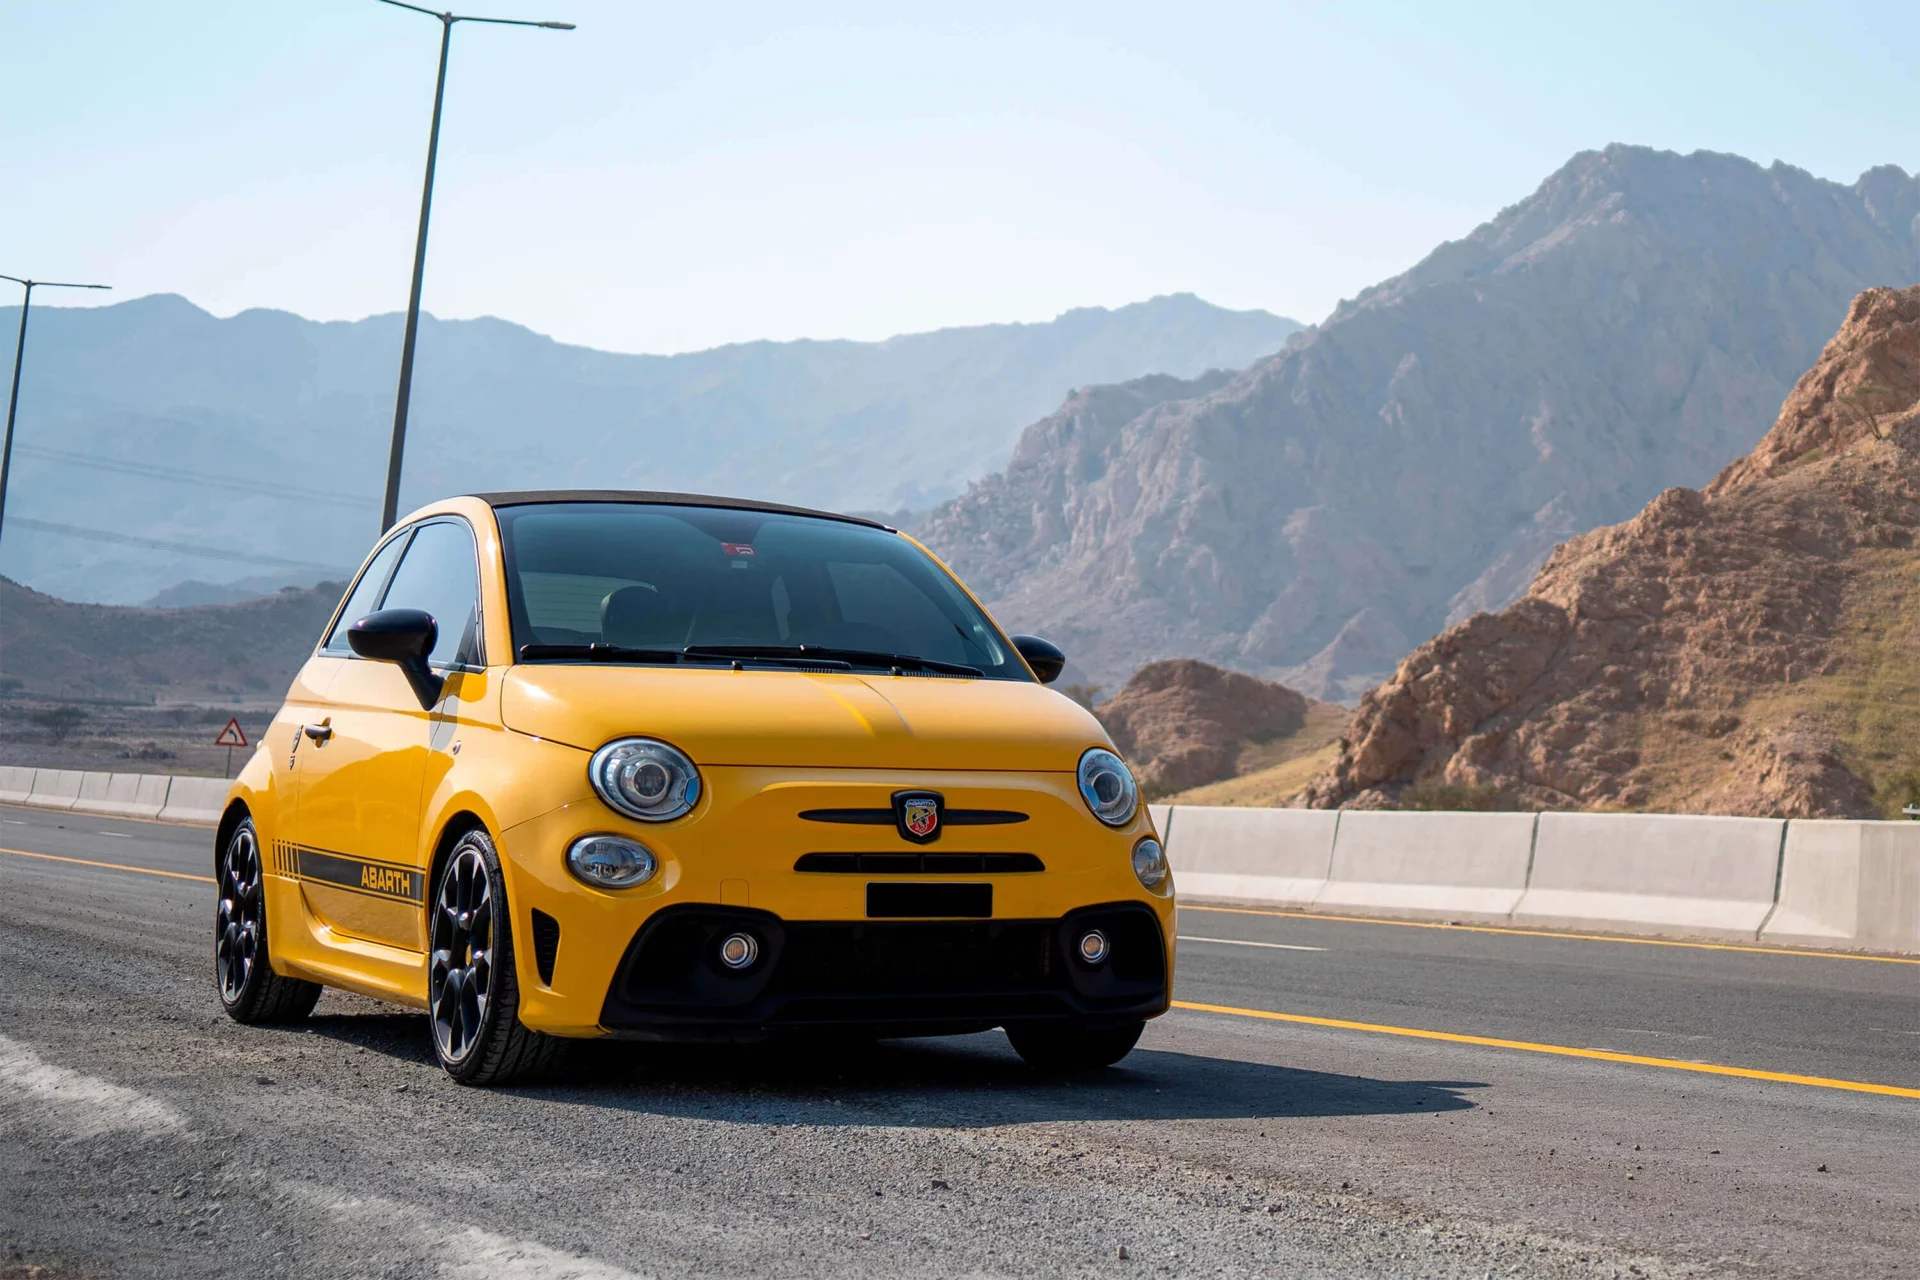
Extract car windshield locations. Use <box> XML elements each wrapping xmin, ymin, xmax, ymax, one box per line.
<box><xmin>494</xmin><ymin>501</ymin><xmax>1028</xmax><ymax>680</ymax></box>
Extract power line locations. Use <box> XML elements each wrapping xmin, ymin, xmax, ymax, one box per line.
<box><xmin>8</xmin><ymin>517</ymin><xmax>347</xmax><ymax>573</ymax></box>
<box><xmin>12</xmin><ymin>443</ymin><xmax>377</xmax><ymax>510</ymax></box>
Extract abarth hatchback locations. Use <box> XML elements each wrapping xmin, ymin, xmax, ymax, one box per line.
<box><xmin>215</xmin><ymin>492</ymin><xmax>1173</xmax><ymax>1083</ymax></box>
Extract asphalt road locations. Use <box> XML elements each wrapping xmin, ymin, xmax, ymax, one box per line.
<box><xmin>2</xmin><ymin>800</ymin><xmax>1916</xmax><ymax>1279</ymax></box>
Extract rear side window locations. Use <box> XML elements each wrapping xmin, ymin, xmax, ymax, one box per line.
<box><xmin>322</xmin><ymin>533</ymin><xmax>410</xmax><ymax>654</ymax></box>
<box><xmin>379</xmin><ymin>520</ymin><xmax>483</xmax><ymax>668</ymax></box>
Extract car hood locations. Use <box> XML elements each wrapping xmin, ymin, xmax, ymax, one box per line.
<box><xmin>500</xmin><ymin>665</ymin><xmax>1106</xmax><ymax>771</ymax></box>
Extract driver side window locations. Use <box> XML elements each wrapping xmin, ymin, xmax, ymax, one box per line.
<box><xmin>380</xmin><ymin>519</ymin><xmax>483</xmax><ymax>668</ymax></box>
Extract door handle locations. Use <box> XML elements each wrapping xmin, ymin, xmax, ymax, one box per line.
<box><xmin>302</xmin><ymin>722</ymin><xmax>334</xmax><ymax>744</ymax></box>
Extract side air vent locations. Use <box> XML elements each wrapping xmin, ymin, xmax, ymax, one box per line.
<box><xmin>795</xmin><ymin>852</ymin><xmax>1044</xmax><ymax>874</ymax></box>
<box><xmin>530</xmin><ymin>909</ymin><xmax>561</xmax><ymax>986</ymax></box>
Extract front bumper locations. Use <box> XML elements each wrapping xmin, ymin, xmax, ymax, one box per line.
<box><xmin>497</xmin><ymin>767</ymin><xmax>1175</xmax><ymax>1037</ymax></box>
<box><xmin>597</xmin><ymin>901</ymin><xmax>1168</xmax><ymax>1041</ymax></box>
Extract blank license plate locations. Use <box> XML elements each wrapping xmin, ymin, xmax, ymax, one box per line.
<box><xmin>866</xmin><ymin>882</ymin><xmax>992</xmax><ymax>918</ymax></box>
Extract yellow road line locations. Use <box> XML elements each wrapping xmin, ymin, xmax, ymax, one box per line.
<box><xmin>1172</xmin><ymin>1000</ymin><xmax>1920</xmax><ymax>1100</ymax></box>
<box><xmin>0</xmin><ymin>845</ymin><xmax>214</xmax><ymax>884</ymax></box>
<box><xmin>1180</xmin><ymin>903</ymin><xmax>1920</xmax><ymax>965</ymax></box>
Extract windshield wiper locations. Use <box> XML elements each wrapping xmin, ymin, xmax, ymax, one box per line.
<box><xmin>677</xmin><ymin>645</ymin><xmax>855</xmax><ymax>671</ymax></box>
<box><xmin>685</xmin><ymin>645</ymin><xmax>983</xmax><ymax>677</ymax></box>
<box><xmin>517</xmin><ymin>643</ymin><xmax>685</xmax><ymax>664</ymax></box>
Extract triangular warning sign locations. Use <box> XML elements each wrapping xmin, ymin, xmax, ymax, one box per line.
<box><xmin>213</xmin><ymin>718</ymin><xmax>248</xmax><ymax>748</ymax></box>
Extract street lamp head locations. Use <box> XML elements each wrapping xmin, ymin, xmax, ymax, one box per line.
<box><xmin>538</xmin><ymin>21</ymin><xmax>575</xmax><ymax>28</ymax></box>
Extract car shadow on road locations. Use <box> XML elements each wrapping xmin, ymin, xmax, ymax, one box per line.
<box><xmin>294</xmin><ymin>1009</ymin><xmax>1483</xmax><ymax>1126</ymax></box>
<box><xmin>542</xmin><ymin>1035</ymin><xmax>1481</xmax><ymax>1126</ymax></box>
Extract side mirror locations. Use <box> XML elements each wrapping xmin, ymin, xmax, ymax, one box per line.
<box><xmin>1010</xmin><ymin>634</ymin><xmax>1066</xmax><ymax>684</ymax></box>
<box><xmin>348</xmin><ymin>608</ymin><xmax>445</xmax><ymax>709</ymax></box>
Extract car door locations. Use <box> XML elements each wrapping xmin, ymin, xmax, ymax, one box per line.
<box><xmin>268</xmin><ymin>530</ymin><xmax>410</xmax><ymax>886</ymax></box>
<box><xmin>291</xmin><ymin>518</ymin><xmax>483</xmax><ymax>952</ymax></box>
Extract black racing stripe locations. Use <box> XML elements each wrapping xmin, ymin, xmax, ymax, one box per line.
<box><xmin>295</xmin><ymin>847</ymin><xmax>425</xmax><ymax>904</ymax></box>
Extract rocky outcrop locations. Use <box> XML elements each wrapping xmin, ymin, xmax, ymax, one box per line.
<box><xmin>1305</xmin><ymin>286</ymin><xmax>1920</xmax><ymax>818</ymax></box>
<box><xmin>919</xmin><ymin>147</ymin><xmax>1920</xmax><ymax>700</ymax></box>
<box><xmin>1092</xmin><ymin>659</ymin><xmax>1314</xmax><ymax>797</ymax></box>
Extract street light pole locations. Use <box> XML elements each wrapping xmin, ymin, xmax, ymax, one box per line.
<box><xmin>0</xmin><ymin>274</ymin><xmax>111</xmax><ymax>564</ymax></box>
<box><xmin>374</xmin><ymin>0</ymin><xmax>574</xmax><ymax>533</ymax></box>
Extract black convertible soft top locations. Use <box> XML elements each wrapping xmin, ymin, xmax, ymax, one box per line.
<box><xmin>469</xmin><ymin>489</ymin><xmax>890</xmax><ymax>530</ymax></box>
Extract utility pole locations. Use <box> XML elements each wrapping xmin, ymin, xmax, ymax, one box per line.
<box><xmin>0</xmin><ymin>275</ymin><xmax>111</xmax><ymax>563</ymax></box>
<box><xmin>374</xmin><ymin>0</ymin><xmax>574</xmax><ymax>532</ymax></box>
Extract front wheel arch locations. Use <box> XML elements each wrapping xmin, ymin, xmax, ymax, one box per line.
<box><xmin>213</xmin><ymin>799</ymin><xmax>252</xmax><ymax>880</ymax></box>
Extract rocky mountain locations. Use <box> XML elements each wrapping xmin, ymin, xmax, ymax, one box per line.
<box><xmin>1306</xmin><ymin>285</ymin><xmax>1920</xmax><ymax>818</ymax></box>
<box><xmin>917</xmin><ymin>146</ymin><xmax>1920</xmax><ymax>700</ymax></box>
<box><xmin>0</xmin><ymin>293</ymin><xmax>1296</xmax><ymax>604</ymax></box>
<box><xmin>1091</xmin><ymin>658</ymin><xmax>1344</xmax><ymax>801</ymax></box>
<box><xmin>0</xmin><ymin>576</ymin><xmax>343</xmax><ymax>702</ymax></box>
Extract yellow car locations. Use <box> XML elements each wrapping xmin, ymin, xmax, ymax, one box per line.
<box><xmin>215</xmin><ymin>491</ymin><xmax>1173</xmax><ymax>1084</ymax></box>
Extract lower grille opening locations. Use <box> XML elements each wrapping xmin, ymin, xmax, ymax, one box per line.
<box><xmin>530</xmin><ymin>909</ymin><xmax>561</xmax><ymax>986</ymax></box>
<box><xmin>599</xmin><ymin>902</ymin><xmax>1167</xmax><ymax>1034</ymax></box>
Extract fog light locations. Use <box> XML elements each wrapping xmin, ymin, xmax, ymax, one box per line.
<box><xmin>1131</xmin><ymin>836</ymin><xmax>1170</xmax><ymax>892</ymax></box>
<box><xmin>1077</xmin><ymin>929</ymin><xmax>1111</xmax><ymax>965</ymax></box>
<box><xmin>717</xmin><ymin>931</ymin><xmax>760</xmax><ymax>970</ymax></box>
<box><xmin>565</xmin><ymin>835</ymin><xmax>658</xmax><ymax>889</ymax></box>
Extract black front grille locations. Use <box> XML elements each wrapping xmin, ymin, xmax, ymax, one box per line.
<box><xmin>530</xmin><ymin>909</ymin><xmax>561</xmax><ymax>986</ymax></box>
<box><xmin>780</xmin><ymin>919</ymin><xmax>1054</xmax><ymax>992</ymax></box>
<box><xmin>598</xmin><ymin>902</ymin><xmax>1167</xmax><ymax>1036</ymax></box>
<box><xmin>795</xmin><ymin>852</ymin><xmax>1044</xmax><ymax>874</ymax></box>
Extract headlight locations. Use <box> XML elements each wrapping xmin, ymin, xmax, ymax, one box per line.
<box><xmin>1132</xmin><ymin>836</ymin><xmax>1170</xmax><ymax>893</ymax></box>
<box><xmin>588</xmin><ymin>737</ymin><xmax>701</xmax><ymax>822</ymax></box>
<box><xmin>566</xmin><ymin>834</ymin><xmax>659</xmax><ymax>888</ymax></box>
<box><xmin>1077</xmin><ymin>747</ymin><xmax>1138</xmax><ymax>827</ymax></box>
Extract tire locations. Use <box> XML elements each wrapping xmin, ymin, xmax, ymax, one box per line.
<box><xmin>216</xmin><ymin>816</ymin><xmax>322</xmax><ymax>1024</ymax></box>
<box><xmin>427</xmin><ymin>827</ymin><xmax>566</xmax><ymax>1086</ymax></box>
<box><xmin>1005</xmin><ymin>1019</ymin><xmax>1145</xmax><ymax>1072</ymax></box>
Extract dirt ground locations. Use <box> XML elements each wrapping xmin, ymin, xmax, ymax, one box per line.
<box><xmin>0</xmin><ymin>697</ymin><xmax>279</xmax><ymax>778</ymax></box>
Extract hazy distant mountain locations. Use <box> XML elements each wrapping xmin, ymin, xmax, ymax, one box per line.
<box><xmin>918</xmin><ymin>146</ymin><xmax>1920</xmax><ymax>700</ymax></box>
<box><xmin>139</xmin><ymin>573</ymin><xmax>328</xmax><ymax>609</ymax></box>
<box><xmin>0</xmin><ymin>293</ymin><xmax>1297</xmax><ymax>603</ymax></box>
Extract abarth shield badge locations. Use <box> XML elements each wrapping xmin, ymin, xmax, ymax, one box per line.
<box><xmin>892</xmin><ymin>790</ymin><xmax>944</xmax><ymax>844</ymax></box>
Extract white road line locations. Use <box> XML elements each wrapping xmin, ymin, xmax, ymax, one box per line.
<box><xmin>287</xmin><ymin>1183</ymin><xmax>649</xmax><ymax>1280</ymax></box>
<box><xmin>95</xmin><ymin>830</ymin><xmax>133</xmax><ymax>838</ymax></box>
<box><xmin>0</xmin><ymin>1033</ymin><xmax>188</xmax><ymax>1140</ymax></box>
<box><xmin>1177</xmin><ymin>935</ymin><xmax>1325</xmax><ymax>952</ymax></box>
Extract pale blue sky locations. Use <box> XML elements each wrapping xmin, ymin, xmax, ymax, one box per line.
<box><xmin>3</xmin><ymin>1</ymin><xmax>1915</xmax><ymax>353</ymax></box>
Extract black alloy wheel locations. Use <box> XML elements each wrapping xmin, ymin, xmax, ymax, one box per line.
<box><xmin>429</xmin><ymin>842</ymin><xmax>496</xmax><ymax>1064</ymax></box>
<box><xmin>426</xmin><ymin>828</ymin><xmax>564</xmax><ymax>1085</ymax></box>
<box><xmin>216</xmin><ymin>816</ymin><xmax>321</xmax><ymax>1023</ymax></box>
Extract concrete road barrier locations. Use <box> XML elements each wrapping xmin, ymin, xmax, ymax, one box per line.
<box><xmin>1762</xmin><ymin>820</ymin><xmax>1920</xmax><ymax>952</ymax></box>
<box><xmin>1314</xmin><ymin>810</ymin><xmax>1537</xmax><ymax>922</ymax></box>
<box><xmin>72</xmin><ymin>772</ymin><xmax>114</xmax><ymax>813</ymax></box>
<box><xmin>1165</xmin><ymin>807</ymin><xmax>1339</xmax><ymax>908</ymax></box>
<box><xmin>0</xmin><ymin>767</ymin><xmax>35</xmax><ymax>805</ymax></box>
<box><xmin>1515</xmin><ymin>812</ymin><xmax>1785</xmax><ymax>939</ymax></box>
<box><xmin>157</xmin><ymin>777</ymin><xmax>232</xmax><ymax>827</ymax></box>
<box><xmin>25</xmin><ymin>769</ymin><xmax>85</xmax><ymax>811</ymax></box>
<box><xmin>81</xmin><ymin>773</ymin><xmax>173</xmax><ymax>820</ymax></box>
